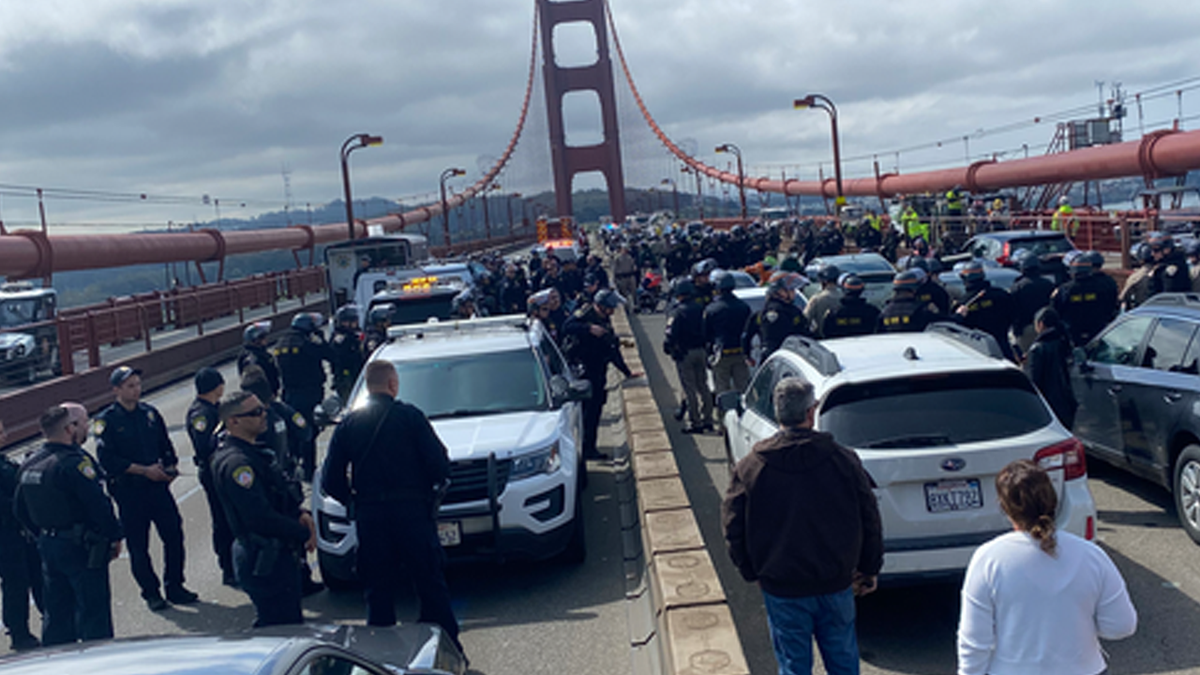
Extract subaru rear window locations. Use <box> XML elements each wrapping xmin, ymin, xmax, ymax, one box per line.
<box><xmin>819</xmin><ymin>370</ymin><xmax>1051</xmax><ymax>449</ymax></box>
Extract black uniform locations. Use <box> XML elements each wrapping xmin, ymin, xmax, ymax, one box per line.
<box><xmin>94</xmin><ymin>402</ymin><xmax>187</xmax><ymax>603</ymax></box>
<box><xmin>185</xmin><ymin>397</ymin><xmax>234</xmax><ymax>584</ymax></box>
<box><xmin>1009</xmin><ymin>273</ymin><xmax>1056</xmax><ymax>339</ymax></box>
<box><xmin>1150</xmin><ymin>250</ymin><xmax>1192</xmax><ymax>296</ymax></box>
<box><xmin>237</xmin><ymin>344</ymin><xmax>281</xmax><ymax>397</ymax></box>
<box><xmin>743</xmin><ymin>297</ymin><xmax>811</xmax><ymax>360</ymax></box>
<box><xmin>823</xmin><ymin>295</ymin><xmax>882</xmax><ymax>339</ymax></box>
<box><xmin>916</xmin><ymin>279</ymin><xmax>951</xmax><ymax>315</ymax></box>
<box><xmin>212</xmin><ymin>435</ymin><xmax>308</xmax><ymax>627</ymax></box>
<box><xmin>15</xmin><ymin>443</ymin><xmax>121</xmax><ymax>646</ymax></box>
<box><xmin>877</xmin><ymin>296</ymin><xmax>937</xmax><ymax>333</ymax></box>
<box><xmin>958</xmin><ymin>281</ymin><xmax>1017</xmax><ymax>361</ymax></box>
<box><xmin>321</xmin><ymin>393</ymin><xmax>458</xmax><ymax>644</ymax></box>
<box><xmin>363</xmin><ymin>326</ymin><xmax>388</xmax><ymax>356</ymax></box>
<box><xmin>330</xmin><ymin>326</ymin><xmax>365</xmax><ymax>401</ymax></box>
<box><xmin>1053</xmin><ymin>275</ymin><xmax>1118</xmax><ymax>346</ymax></box>
<box><xmin>664</xmin><ymin>298</ymin><xmax>711</xmax><ymax>429</ymax></box>
<box><xmin>563</xmin><ymin>304</ymin><xmax>633</xmax><ymax>459</ymax></box>
<box><xmin>274</xmin><ymin>327</ymin><xmax>333</xmax><ymax>480</ymax></box>
<box><xmin>0</xmin><ymin>456</ymin><xmax>42</xmax><ymax>649</ymax></box>
<box><xmin>704</xmin><ymin>292</ymin><xmax>752</xmax><ymax>357</ymax></box>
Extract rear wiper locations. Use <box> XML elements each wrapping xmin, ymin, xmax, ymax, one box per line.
<box><xmin>862</xmin><ymin>434</ymin><xmax>952</xmax><ymax>449</ymax></box>
<box><xmin>429</xmin><ymin>409</ymin><xmax>495</xmax><ymax>420</ymax></box>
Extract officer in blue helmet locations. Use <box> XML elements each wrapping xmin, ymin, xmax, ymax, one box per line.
<box><xmin>364</xmin><ymin>304</ymin><xmax>393</xmax><ymax>354</ymax></box>
<box><xmin>1009</xmin><ymin>251</ymin><xmax>1055</xmax><ymax>356</ymax></box>
<box><xmin>238</xmin><ymin>321</ymin><xmax>280</xmax><ymax>397</ymax></box>
<box><xmin>330</xmin><ymin>305</ymin><xmax>364</xmax><ymax>402</ymax></box>
<box><xmin>955</xmin><ymin>259</ymin><xmax>1017</xmax><ymax>361</ymax></box>
<box><xmin>906</xmin><ymin>255</ymin><xmax>951</xmax><ymax>315</ymax></box>
<box><xmin>1149</xmin><ymin>232</ymin><xmax>1192</xmax><ymax>295</ymax></box>
<box><xmin>878</xmin><ymin>270</ymin><xmax>936</xmax><ymax>333</ymax></box>
<box><xmin>1053</xmin><ymin>250</ymin><xmax>1118</xmax><ymax>346</ymax></box>
<box><xmin>804</xmin><ymin>263</ymin><xmax>842</xmax><ymax>336</ymax></box>
<box><xmin>663</xmin><ymin>279</ymin><xmax>711</xmax><ymax>433</ymax></box>
<box><xmin>691</xmin><ymin>258</ymin><xmax>719</xmax><ymax>306</ymax></box>
<box><xmin>823</xmin><ymin>273</ymin><xmax>881</xmax><ymax>339</ymax></box>
<box><xmin>743</xmin><ymin>272</ymin><xmax>811</xmax><ymax>362</ymax></box>
<box><xmin>704</xmin><ymin>270</ymin><xmax>752</xmax><ymax>396</ymax></box>
<box><xmin>274</xmin><ymin>312</ymin><xmax>334</xmax><ymax>481</ymax></box>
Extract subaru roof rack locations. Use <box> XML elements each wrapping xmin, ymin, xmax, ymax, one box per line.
<box><xmin>387</xmin><ymin>314</ymin><xmax>530</xmax><ymax>341</ymax></box>
<box><xmin>781</xmin><ymin>335</ymin><xmax>841</xmax><ymax>376</ymax></box>
<box><xmin>924</xmin><ymin>322</ymin><xmax>1004</xmax><ymax>359</ymax></box>
<box><xmin>1141</xmin><ymin>293</ymin><xmax>1200</xmax><ymax>309</ymax></box>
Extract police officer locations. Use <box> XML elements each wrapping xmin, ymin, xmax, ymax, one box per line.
<box><xmin>451</xmin><ymin>290</ymin><xmax>480</xmax><ymax>320</ymax></box>
<box><xmin>330</xmin><ymin>305</ymin><xmax>365</xmax><ymax>401</ymax></box>
<box><xmin>803</xmin><ymin>264</ymin><xmax>842</xmax><ymax>336</ymax></box>
<box><xmin>1053</xmin><ymin>251</ymin><xmax>1119</xmax><ymax>347</ymax></box>
<box><xmin>275</xmin><ymin>312</ymin><xmax>333</xmax><ymax>481</ymax></box>
<box><xmin>15</xmin><ymin>404</ymin><xmax>122</xmax><ymax>646</ymax></box>
<box><xmin>1149</xmin><ymin>232</ymin><xmax>1192</xmax><ymax>296</ymax></box>
<box><xmin>95</xmin><ymin>366</ymin><xmax>197</xmax><ymax>611</ymax></box>
<box><xmin>955</xmin><ymin>259</ymin><xmax>1017</xmax><ymax>361</ymax></box>
<box><xmin>320</xmin><ymin>361</ymin><xmax>461</xmax><ymax>650</ymax></box>
<box><xmin>0</xmin><ymin>419</ymin><xmax>43</xmax><ymax>650</ymax></box>
<box><xmin>704</xmin><ymin>270</ymin><xmax>752</xmax><ymax>394</ymax></box>
<box><xmin>212</xmin><ymin>392</ymin><xmax>315</xmax><ymax>627</ymax></box>
<box><xmin>238</xmin><ymin>321</ymin><xmax>281</xmax><ymax>397</ymax></box>
<box><xmin>364</xmin><ymin>304</ymin><xmax>392</xmax><ymax>355</ymax></box>
<box><xmin>185</xmin><ymin>367</ymin><xmax>235</xmax><ymax>587</ymax></box>
<box><xmin>1120</xmin><ymin>243</ymin><xmax>1156</xmax><ymax>311</ymax></box>
<box><xmin>663</xmin><ymin>279</ymin><xmax>712</xmax><ymax>433</ymax></box>
<box><xmin>563</xmin><ymin>290</ymin><xmax>641</xmax><ymax>460</ymax></box>
<box><xmin>691</xmin><ymin>259</ymin><xmax>718</xmax><ymax>307</ymax></box>
<box><xmin>823</xmin><ymin>274</ymin><xmax>881</xmax><ymax>339</ymax></box>
<box><xmin>907</xmin><ymin>257</ymin><xmax>951</xmax><ymax>315</ymax></box>
<box><xmin>878</xmin><ymin>271</ymin><xmax>937</xmax><ymax>333</ymax></box>
<box><xmin>1009</xmin><ymin>252</ymin><xmax>1055</xmax><ymax>356</ymax></box>
<box><xmin>744</xmin><ymin>272</ymin><xmax>811</xmax><ymax>361</ymax></box>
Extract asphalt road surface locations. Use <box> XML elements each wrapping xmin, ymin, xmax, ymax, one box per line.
<box><xmin>4</xmin><ymin>360</ymin><xmax>634</xmax><ymax>675</ymax></box>
<box><xmin>630</xmin><ymin>308</ymin><xmax>1200</xmax><ymax>675</ymax></box>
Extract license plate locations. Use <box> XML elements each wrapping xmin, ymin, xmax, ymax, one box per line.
<box><xmin>437</xmin><ymin>522</ymin><xmax>461</xmax><ymax>547</ymax></box>
<box><xmin>924</xmin><ymin>479</ymin><xmax>984</xmax><ymax>513</ymax></box>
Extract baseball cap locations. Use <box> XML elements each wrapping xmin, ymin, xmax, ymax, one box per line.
<box><xmin>110</xmin><ymin>366</ymin><xmax>143</xmax><ymax>387</ymax></box>
<box><xmin>194</xmin><ymin>367</ymin><xmax>224</xmax><ymax>395</ymax></box>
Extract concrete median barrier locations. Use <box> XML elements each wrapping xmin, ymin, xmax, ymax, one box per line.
<box><xmin>610</xmin><ymin>306</ymin><xmax>750</xmax><ymax>675</ymax></box>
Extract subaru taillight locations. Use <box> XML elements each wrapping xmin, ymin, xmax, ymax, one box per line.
<box><xmin>1034</xmin><ymin>437</ymin><xmax>1087</xmax><ymax>480</ymax></box>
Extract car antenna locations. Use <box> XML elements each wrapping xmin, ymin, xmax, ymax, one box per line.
<box><xmin>903</xmin><ymin>346</ymin><xmax>919</xmax><ymax>361</ymax></box>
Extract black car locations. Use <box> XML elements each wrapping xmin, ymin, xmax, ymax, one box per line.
<box><xmin>961</xmin><ymin>230</ymin><xmax>1076</xmax><ymax>284</ymax></box>
<box><xmin>1071</xmin><ymin>293</ymin><xmax>1200</xmax><ymax>543</ymax></box>
<box><xmin>0</xmin><ymin>624</ymin><xmax>466</xmax><ymax>675</ymax></box>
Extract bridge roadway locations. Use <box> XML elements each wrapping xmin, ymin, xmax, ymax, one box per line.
<box><xmin>1</xmin><ymin>359</ymin><xmax>635</xmax><ymax>675</ymax></box>
<box><xmin>629</xmin><ymin>310</ymin><xmax>1200</xmax><ymax>675</ymax></box>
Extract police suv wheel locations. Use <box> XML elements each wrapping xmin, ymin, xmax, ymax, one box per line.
<box><xmin>1174</xmin><ymin>445</ymin><xmax>1200</xmax><ymax>545</ymax></box>
<box><xmin>318</xmin><ymin>552</ymin><xmax>359</xmax><ymax>592</ymax></box>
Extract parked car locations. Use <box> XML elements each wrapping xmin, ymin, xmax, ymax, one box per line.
<box><xmin>0</xmin><ymin>624</ymin><xmax>466</xmax><ymax>675</ymax></box>
<box><xmin>314</xmin><ymin>315</ymin><xmax>590</xmax><ymax>588</ymax></box>
<box><xmin>1070</xmin><ymin>293</ymin><xmax>1200</xmax><ymax>543</ymax></box>
<box><xmin>719</xmin><ymin>324</ymin><xmax>1097</xmax><ymax>582</ymax></box>
<box><xmin>961</xmin><ymin>230</ymin><xmax>1076</xmax><ymax>284</ymax></box>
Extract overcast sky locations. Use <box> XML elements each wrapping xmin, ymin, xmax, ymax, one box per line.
<box><xmin>1</xmin><ymin>0</ymin><xmax>1198</xmax><ymax>231</ymax></box>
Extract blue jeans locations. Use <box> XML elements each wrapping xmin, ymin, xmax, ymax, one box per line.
<box><xmin>761</xmin><ymin>587</ymin><xmax>859</xmax><ymax>675</ymax></box>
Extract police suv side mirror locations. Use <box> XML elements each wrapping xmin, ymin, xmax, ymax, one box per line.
<box><xmin>716</xmin><ymin>390</ymin><xmax>743</xmax><ymax>417</ymax></box>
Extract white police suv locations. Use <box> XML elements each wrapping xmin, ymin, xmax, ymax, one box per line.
<box><xmin>719</xmin><ymin>323</ymin><xmax>1097</xmax><ymax>582</ymax></box>
<box><xmin>314</xmin><ymin>315</ymin><xmax>590</xmax><ymax>587</ymax></box>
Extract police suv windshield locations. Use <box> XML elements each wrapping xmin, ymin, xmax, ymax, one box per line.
<box><xmin>376</xmin><ymin>349</ymin><xmax>549</xmax><ymax>419</ymax></box>
<box><xmin>818</xmin><ymin>370</ymin><xmax>1051</xmax><ymax>449</ymax></box>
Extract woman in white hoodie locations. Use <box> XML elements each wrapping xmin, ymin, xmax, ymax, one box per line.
<box><xmin>957</xmin><ymin>460</ymin><xmax>1137</xmax><ymax>675</ymax></box>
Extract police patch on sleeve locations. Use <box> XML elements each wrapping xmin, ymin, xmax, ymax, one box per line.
<box><xmin>77</xmin><ymin>457</ymin><xmax>97</xmax><ymax>480</ymax></box>
<box><xmin>233</xmin><ymin>466</ymin><xmax>255</xmax><ymax>489</ymax></box>
<box><xmin>292</xmin><ymin>412</ymin><xmax>307</xmax><ymax>428</ymax></box>
<box><xmin>92</xmin><ymin>419</ymin><xmax>106</xmax><ymax>436</ymax></box>
<box><xmin>191</xmin><ymin>416</ymin><xmax>208</xmax><ymax>433</ymax></box>
<box><xmin>765</xmin><ymin>310</ymin><xmax>779</xmax><ymax>323</ymax></box>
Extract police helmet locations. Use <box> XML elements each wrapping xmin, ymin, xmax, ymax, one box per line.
<box><xmin>893</xmin><ymin>270</ymin><xmax>922</xmax><ymax>292</ymax></box>
<box><xmin>712</xmin><ymin>269</ymin><xmax>737</xmax><ymax>291</ymax></box>
<box><xmin>243</xmin><ymin>321</ymin><xmax>270</xmax><ymax>345</ymax></box>
<box><xmin>672</xmin><ymin>278</ymin><xmax>696</xmax><ymax>299</ymax></box>
<box><xmin>1085</xmin><ymin>250</ymin><xmax>1105</xmax><ymax>270</ymax></box>
<box><xmin>692</xmin><ymin>258</ymin><xmax>718</xmax><ymax>277</ymax></box>
<box><xmin>1015</xmin><ymin>250</ymin><xmax>1041</xmax><ymax>274</ymax></box>
<box><xmin>291</xmin><ymin>312</ymin><xmax>318</xmax><ymax>334</ymax></box>
<box><xmin>1066</xmin><ymin>251</ymin><xmax>1094</xmax><ymax>277</ymax></box>
<box><xmin>527</xmin><ymin>289</ymin><xmax>553</xmax><ymax>309</ymax></box>
<box><xmin>1134</xmin><ymin>242</ymin><xmax>1154</xmax><ymax>265</ymax></box>
<box><xmin>958</xmin><ymin>259</ymin><xmax>987</xmax><ymax>283</ymax></box>
<box><xmin>594</xmin><ymin>289</ymin><xmax>626</xmax><ymax>309</ymax></box>
<box><xmin>840</xmin><ymin>273</ymin><xmax>866</xmax><ymax>295</ymax></box>
<box><xmin>1148</xmin><ymin>231</ymin><xmax>1174</xmax><ymax>252</ymax></box>
<box><xmin>367</xmin><ymin>304</ymin><xmax>393</xmax><ymax>326</ymax></box>
<box><xmin>767</xmin><ymin>272</ymin><xmax>803</xmax><ymax>295</ymax></box>
<box><xmin>816</xmin><ymin>263</ymin><xmax>841</xmax><ymax>284</ymax></box>
<box><xmin>334</xmin><ymin>304</ymin><xmax>360</xmax><ymax>326</ymax></box>
<box><xmin>903</xmin><ymin>255</ymin><xmax>930</xmax><ymax>273</ymax></box>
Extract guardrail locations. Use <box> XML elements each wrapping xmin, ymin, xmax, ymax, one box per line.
<box><xmin>610</xmin><ymin>309</ymin><xmax>750</xmax><ymax>675</ymax></box>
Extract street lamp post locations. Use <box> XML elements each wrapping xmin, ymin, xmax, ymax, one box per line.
<box><xmin>681</xmin><ymin>166</ymin><xmax>704</xmax><ymax>220</ymax></box>
<box><xmin>715</xmin><ymin>143</ymin><xmax>747</xmax><ymax>222</ymax></box>
<box><xmin>661</xmin><ymin>178</ymin><xmax>679</xmax><ymax>219</ymax></box>
<box><xmin>794</xmin><ymin>94</ymin><xmax>844</xmax><ymax>208</ymax></box>
<box><xmin>481</xmin><ymin>183</ymin><xmax>501</xmax><ymax>241</ymax></box>
<box><xmin>439</xmin><ymin>167</ymin><xmax>466</xmax><ymax>247</ymax></box>
<box><xmin>340</xmin><ymin>133</ymin><xmax>383</xmax><ymax>241</ymax></box>
<box><xmin>507</xmin><ymin>192</ymin><xmax>521</xmax><ymax>237</ymax></box>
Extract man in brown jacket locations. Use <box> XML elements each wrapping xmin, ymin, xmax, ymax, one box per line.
<box><xmin>722</xmin><ymin>377</ymin><xmax>883</xmax><ymax>675</ymax></box>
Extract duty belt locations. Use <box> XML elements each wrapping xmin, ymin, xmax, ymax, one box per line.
<box><xmin>721</xmin><ymin>347</ymin><xmax>744</xmax><ymax>355</ymax></box>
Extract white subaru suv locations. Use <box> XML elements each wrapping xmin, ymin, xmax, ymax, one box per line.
<box><xmin>718</xmin><ymin>323</ymin><xmax>1097</xmax><ymax>583</ymax></box>
<box><xmin>314</xmin><ymin>315</ymin><xmax>590</xmax><ymax>588</ymax></box>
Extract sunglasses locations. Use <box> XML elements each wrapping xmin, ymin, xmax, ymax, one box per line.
<box><xmin>233</xmin><ymin>406</ymin><xmax>268</xmax><ymax>418</ymax></box>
